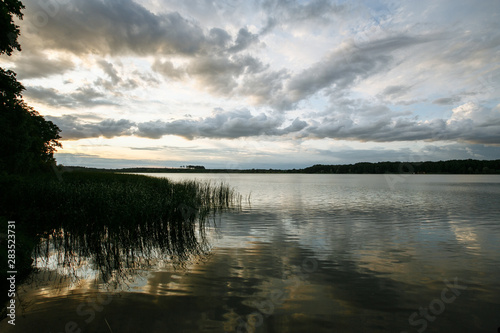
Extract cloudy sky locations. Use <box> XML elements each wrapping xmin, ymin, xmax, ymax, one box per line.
<box><xmin>2</xmin><ymin>0</ymin><xmax>500</xmax><ymax>169</ymax></box>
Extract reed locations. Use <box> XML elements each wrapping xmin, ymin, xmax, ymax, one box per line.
<box><xmin>1</xmin><ymin>171</ymin><xmax>240</xmax><ymax>285</ymax></box>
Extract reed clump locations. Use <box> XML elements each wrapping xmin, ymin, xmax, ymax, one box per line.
<box><xmin>4</xmin><ymin>172</ymin><xmax>237</xmax><ymax>228</ymax></box>
<box><xmin>1</xmin><ymin>171</ymin><xmax>240</xmax><ymax>284</ymax></box>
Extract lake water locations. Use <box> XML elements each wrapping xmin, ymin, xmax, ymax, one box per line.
<box><xmin>2</xmin><ymin>174</ymin><xmax>500</xmax><ymax>332</ymax></box>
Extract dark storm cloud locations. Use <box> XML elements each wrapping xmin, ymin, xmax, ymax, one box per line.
<box><xmin>46</xmin><ymin>115</ymin><xmax>135</xmax><ymax>140</ymax></box>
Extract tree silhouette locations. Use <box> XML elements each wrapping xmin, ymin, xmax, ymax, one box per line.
<box><xmin>0</xmin><ymin>0</ymin><xmax>24</xmax><ymax>55</ymax></box>
<box><xmin>0</xmin><ymin>0</ymin><xmax>61</xmax><ymax>174</ymax></box>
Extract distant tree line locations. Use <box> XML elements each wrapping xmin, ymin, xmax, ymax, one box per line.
<box><xmin>185</xmin><ymin>165</ymin><xmax>206</xmax><ymax>170</ymax></box>
<box><xmin>301</xmin><ymin>159</ymin><xmax>500</xmax><ymax>174</ymax></box>
<box><xmin>62</xmin><ymin>159</ymin><xmax>500</xmax><ymax>174</ymax></box>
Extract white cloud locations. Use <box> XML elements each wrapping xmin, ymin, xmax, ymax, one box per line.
<box><xmin>449</xmin><ymin>102</ymin><xmax>481</xmax><ymax>122</ymax></box>
<box><xmin>6</xmin><ymin>0</ymin><xmax>500</xmax><ymax>167</ymax></box>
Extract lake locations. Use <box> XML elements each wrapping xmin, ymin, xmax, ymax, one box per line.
<box><xmin>2</xmin><ymin>174</ymin><xmax>500</xmax><ymax>332</ymax></box>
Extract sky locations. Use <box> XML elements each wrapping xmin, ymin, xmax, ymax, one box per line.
<box><xmin>2</xmin><ymin>0</ymin><xmax>500</xmax><ymax>169</ymax></box>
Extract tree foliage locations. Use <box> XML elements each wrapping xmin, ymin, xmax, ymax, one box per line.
<box><xmin>0</xmin><ymin>0</ymin><xmax>24</xmax><ymax>56</ymax></box>
<box><xmin>1</xmin><ymin>0</ymin><xmax>62</xmax><ymax>174</ymax></box>
<box><xmin>301</xmin><ymin>160</ymin><xmax>500</xmax><ymax>174</ymax></box>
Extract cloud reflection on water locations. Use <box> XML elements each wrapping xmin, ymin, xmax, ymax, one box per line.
<box><xmin>2</xmin><ymin>174</ymin><xmax>500</xmax><ymax>332</ymax></box>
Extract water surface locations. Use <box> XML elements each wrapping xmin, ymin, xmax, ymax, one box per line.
<box><xmin>2</xmin><ymin>174</ymin><xmax>500</xmax><ymax>332</ymax></box>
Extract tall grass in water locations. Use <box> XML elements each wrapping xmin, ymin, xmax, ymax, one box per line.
<box><xmin>2</xmin><ymin>172</ymin><xmax>240</xmax><ymax>286</ymax></box>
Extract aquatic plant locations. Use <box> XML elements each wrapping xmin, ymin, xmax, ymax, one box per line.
<box><xmin>1</xmin><ymin>172</ymin><xmax>240</xmax><ymax>285</ymax></box>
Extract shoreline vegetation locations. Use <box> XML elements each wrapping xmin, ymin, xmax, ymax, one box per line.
<box><xmin>0</xmin><ymin>171</ymin><xmax>241</xmax><ymax>319</ymax></box>
<box><xmin>61</xmin><ymin>159</ymin><xmax>500</xmax><ymax>175</ymax></box>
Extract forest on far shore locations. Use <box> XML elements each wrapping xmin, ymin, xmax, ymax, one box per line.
<box><xmin>300</xmin><ymin>159</ymin><xmax>500</xmax><ymax>174</ymax></box>
<box><xmin>60</xmin><ymin>159</ymin><xmax>500</xmax><ymax>174</ymax></box>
